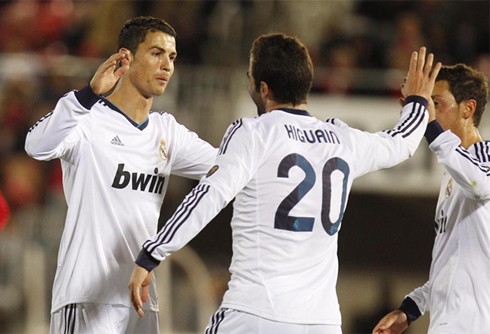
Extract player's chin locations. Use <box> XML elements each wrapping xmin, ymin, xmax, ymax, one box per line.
<box><xmin>152</xmin><ymin>86</ymin><xmax>167</xmax><ymax>97</ymax></box>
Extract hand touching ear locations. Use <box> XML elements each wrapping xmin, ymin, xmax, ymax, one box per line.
<box><xmin>90</xmin><ymin>50</ymin><xmax>130</xmax><ymax>95</ymax></box>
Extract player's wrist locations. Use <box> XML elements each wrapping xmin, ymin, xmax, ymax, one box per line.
<box><xmin>404</xmin><ymin>95</ymin><xmax>429</xmax><ymax>109</ymax></box>
<box><xmin>135</xmin><ymin>249</ymin><xmax>160</xmax><ymax>272</ymax></box>
<box><xmin>75</xmin><ymin>85</ymin><xmax>101</xmax><ymax>110</ymax></box>
<box><xmin>397</xmin><ymin>297</ymin><xmax>421</xmax><ymax>326</ymax></box>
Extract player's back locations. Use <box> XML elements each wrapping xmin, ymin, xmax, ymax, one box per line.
<box><xmin>221</xmin><ymin>108</ymin><xmax>365</xmax><ymax>325</ymax></box>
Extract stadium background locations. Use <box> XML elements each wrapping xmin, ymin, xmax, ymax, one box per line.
<box><xmin>0</xmin><ymin>0</ymin><xmax>488</xmax><ymax>333</ymax></box>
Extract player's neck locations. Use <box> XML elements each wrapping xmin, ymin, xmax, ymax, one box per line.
<box><xmin>106</xmin><ymin>84</ymin><xmax>153</xmax><ymax>124</ymax></box>
<box><xmin>266</xmin><ymin>102</ymin><xmax>308</xmax><ymax>113</ymax></box>
<box><xmin>459</xmin><ymin>126</ymin><xmax>482</xmax><ymax>149</ymax></box>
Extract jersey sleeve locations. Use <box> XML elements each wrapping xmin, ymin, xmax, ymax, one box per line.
<box><xmin>425</xmin><ymin>121</ymin><xmax>490</xmax><ymax>201</ymax></box>
<box><xmin>402</xmin><ymin>280</ymin><xmax>429</xmax><ymax>323</ymax></box>
<box><xmin>25</xmin><ymin>85</ymin><xmax>99</xmax><ymax>161</ymax></box>
<box><xmin>136</xmin><ymin>119</ymin><xmax>264</xmax><ymax>270</ymax></box>
<box><xmin>169</xmin><ymin>122</ymin><xmax>218</xmax><ymax>180</ymax></box>
<box><xmin>348</xmin><ymin>95</ymin><xmax>429</xmax><ymax>177</ymax></box>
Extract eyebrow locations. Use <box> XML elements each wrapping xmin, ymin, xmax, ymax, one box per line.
<box><xmin>150</xmin><ymin>46</ymin><xmax>177</xmax><ymax>57</ymax></box>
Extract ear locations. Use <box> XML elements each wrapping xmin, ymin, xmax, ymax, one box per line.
<box><xmin>462</xmin><ymin>99</ymin><xmax>477</xmax><ymax>120</ymax></box>
<box><xmin>259</xmin><ymin>81</ymin><xmax>269</xmax><ymax>99</ymax></box>
<box><xmin>260</xmin><ymin>81</ymin><xmax>274</xmax><ymax>102</ymax></box>
<box><xmin>119</xmin><ymin>48</ymin><xmax>133</xmax><ymax>65</ymax></box>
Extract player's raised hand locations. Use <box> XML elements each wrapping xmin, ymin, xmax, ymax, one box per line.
<box><xmin>128</xmin><ymin>264</ymin><xmax>153</xmax><ymax>318</ymax></box>
<box><xmin>402</xmin><ymin>47</ymin><xmax>441</xmax><ymax>101</ymax></box>
<box><xmin>90</xmin><ymin>50</ymin><xmax>130</xmax><ymax>95</ymax></box>
<box><xmin>372</xmin><ymin>310</ymin><xmax>408</xmax><ymax>334</ymax></box>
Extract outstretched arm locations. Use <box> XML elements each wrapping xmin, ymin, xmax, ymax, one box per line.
<box><xmin>352</xmin><ymin>47</ymin><xmax>441</xmax><ymax>177</ymax></box>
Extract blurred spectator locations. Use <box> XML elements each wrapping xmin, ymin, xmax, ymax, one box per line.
<box><xmin>0</xmin><ymin>189</ymin><xmax>9</xmax><ymax>232</ymax></box>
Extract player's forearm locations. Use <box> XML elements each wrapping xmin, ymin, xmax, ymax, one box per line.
<box><xmin>406</xmin><ymin>280</ymin><xmax>430</xmax><ymax>318</ymax></box>
<box><xmin>396</xmin><ymin>95</ymin><xmax>429</xmax><ymax>157</ymax></box>
<box><xmin>140</xmin><ymin>183</ymin><xmax>230</xmax><ymax>268</ymax></box>
<box><xmin>25</xmin><ymin>86</ymin><xmax>98</xmax><ymax>160</ymax></box>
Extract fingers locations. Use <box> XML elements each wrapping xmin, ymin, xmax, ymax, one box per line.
<box><xmin>408</xmin><ymin>50</ymin><xmax>418</xmax><ymax>75</ymax></box>
<box><xmin>423</xmin><ymin>52</ymin><xmax>434</xmax><ymax>76</ymax></box>
<box><xmin>417</xmin><ymin>46</ymin><xmax>426</xmax><ymax>73</ymax></box>
<box><xmin>141</xmin><ymin>285</ymin><xmax>149</xmax><ymax>303</ymax></box>
<box><xmin>398</xmin><ymin>98</ymin><xmax>405</xmax><ymax>108</ymax></box>
<box><xmin>129</xmin><ymin>282</ymin><xmax>144</xmax><ymax>317</ymax></box>
<box><xmin>128</xmin><ymin>265</ymin><xmax>151</xmax><ymax>318</ymax></box>
<box><xmin>429</xmin><ymin>61</ymin><xmax>443</xmax><ymax>84</ymax></box>
<box><xmin>372</xmin><ymin>313</ymin><xmax>396</xmax><ymax>334</ymax></box>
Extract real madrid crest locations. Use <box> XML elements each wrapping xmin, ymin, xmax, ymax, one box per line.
<box><xmin>159</xmin><ymin>138</ymin><xmax>168</xmax><ymax>160</ymax></box>
<box><xmin>445</xmin><ymin>177</ymin><xmax>453</xmax><ymax>199</ymax></box>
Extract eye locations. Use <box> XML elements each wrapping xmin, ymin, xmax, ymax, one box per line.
<box><xmin>152</xmin><ymin>51</ymin><xmax>161</xmax><ymax>57</ymax></box>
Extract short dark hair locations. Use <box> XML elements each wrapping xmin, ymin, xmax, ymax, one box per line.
<box><xmin>436</xmin><ymin>64</ymin><xmax>489</xmax><ymax>127</ymax></box>
<box><xmin>250</xmin><ymin>33</ymin><xmax>313</xmax><ymax>106</ymax></box>
<box><xmin>118</xmin><ymin>16</ymin><xmax>177</xmax><ymax>55</ymax></box>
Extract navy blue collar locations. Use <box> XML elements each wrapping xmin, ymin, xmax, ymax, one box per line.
<box><xmin>100</xmin><ymin>97</ymin><xmax>149</xmax><ymax>131</ymax></box>
<box><xmin>276</xmin><ymin>108</ymin><xmax>311</xmax><ymax>117</ymax></box>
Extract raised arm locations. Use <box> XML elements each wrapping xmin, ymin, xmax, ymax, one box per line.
<box><xmin>25</xmin><ymin>52</ymin><xmax>129</xmax><ymax>161</ymax></box>
<box><xmin>353</xmin><ymin>47</ymin><xmax>441</xmax><ymax>177</ymax></box>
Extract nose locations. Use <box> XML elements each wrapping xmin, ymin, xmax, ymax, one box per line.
<box><xmin>160</xmin><ymin>55</ymin><xmax>171</xmax><ymax>72</ymax></box>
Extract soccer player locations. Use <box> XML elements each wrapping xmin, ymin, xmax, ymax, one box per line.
<box><xmin>373</xmin><ymin>65</ymin><xmax>490</xmax><ymax>334</ymax></box>
<box><xmin>25</xmin><ymin>17</ymin><xmax>217</xmax><ymax>333</ymax></box>
<box><xmin>129</xmin><ymin>33</ymin><xmax>440</xmax><ymax>333</ymax></box>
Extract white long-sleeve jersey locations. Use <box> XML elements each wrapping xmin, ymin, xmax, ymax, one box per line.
<box><xmin>25</xmin><ymin>86</ymin><xmax>217</xmax><ymax>313</ymax></box>
<box><xmin>137</xmin><ymin>96</ymin><xmax>429</xmax><ymax>325</ymax></box>
<box><xmin>406</xmin><ymin>121</ymin><xmax>490</xmax><ymax>334</ymax></box>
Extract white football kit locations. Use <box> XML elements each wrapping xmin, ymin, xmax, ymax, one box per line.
<box><xmin>25</xmin><ymin>86</ymin><xmax>217</xmax><ymax>314</ymax></box>
<box><xmin>400</xmin><ymin>121</ymin><xmax>490</xmax><ymax>334</ymax></box>
<box><xmin>137</xmin><ymin>95</ymin><xmax>429</xmax><ymax>329</ymax></box>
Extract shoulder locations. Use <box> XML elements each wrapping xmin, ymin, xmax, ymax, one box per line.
<box><xmin>473</xmin><ymin>140</ymin><xmax>490</xmax><ymax>163</ymax></box>
<box><xmin>149</xmin><ymin>111</ymin><xmax>182</xmax><ymax>127</ymax></box>
<box><xmin>149</xmin><ymin>111</ymin><xmax>174</xmax><ymax>120</ymax></box>
<box><xmin>325</xmin><ymin>118</ymin><xmax>349</xmax><ymax>129</ymax></box>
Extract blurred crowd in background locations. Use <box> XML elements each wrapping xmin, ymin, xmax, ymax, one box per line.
<box><xmin>0</xmin><ymin>0</ymin><xmax>488</xmax><ymax>333</ymax></box>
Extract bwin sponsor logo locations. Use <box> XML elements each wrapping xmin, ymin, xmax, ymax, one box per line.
<box><xmin>112</xmin><ymin>164</ymin><xmax>165</xmax><ymax>194</ymax></box>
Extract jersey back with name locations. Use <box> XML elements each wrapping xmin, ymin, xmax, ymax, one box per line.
<box><xmin>215</xmin><ymin>106</ymin><xmax>425</xmax><ymax>324</ymax></box>
<box><xmin>143</xmin><ymin>98</ymin><xmax>427</xmax><ymax>325</ymax></box>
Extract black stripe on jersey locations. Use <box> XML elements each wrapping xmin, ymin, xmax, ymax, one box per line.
<box><xmin>400</xmin><ymin>103</ymin><xmax>425</xmax><ymax>138</ymax></box>
<box><xmin>456</xmin><ymin>146</ymin><xmax>490</xmax><ymax>174</ymax></box>
<box><xmin>144</xmin><ymin>184</ymin><xmax>205</xmax><ymax>250</ymax></box>
<box><xmin>205</xmin><ymin>308</ymin><xmax>227</xmax><ymax>334</ymax></box>
<box><xmin>474</xmin><ymin>141</ymin><xmax>490</xmax><ymax>163</ymax></box>
<box><xmin>486</xmin><ymin>142</ymin><xmax>490</xmax><ymax>163</ymax></box>
<box><xmin>219</xmin><ymin>119</ymin><xmax>243</xmax><ymax>155</ymax></box>
<box><xmin>64</xmin><ymin>304</ymin><xmax>76</xmax><ymax>334</ymax></box>
<box><xmin>475</xmin><ymin>142</ymin><xmax>483</xmax><ymax>162</ymax></box>
<box><xmin>325</xmin><ymin>118</ymin><xmax>336</xmax><ymax>125</ymax></box>
<box><xmin>386</xmin><ymin>102</ymin><xmax>425</xmax><ymax>138</ymax></box>
<box><xmin>397</xmin><ymin>102</ymin><xmax>424</xmax><ymax>137</ymax></box>
<box><xmin>28</xmin><ymin>111</ymin><xmax>53</xmax><ymax>133</ymax></box>
<box><xmin>145</xmin><ymin>184</ymin><xmax>210</xmax><ymax>252</ymax></box>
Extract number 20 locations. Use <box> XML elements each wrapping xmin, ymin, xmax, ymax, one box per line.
<box><xmin>274</xmin><ymin>154</ymin><xmax>350</xmax><ymax>236</ymax></box>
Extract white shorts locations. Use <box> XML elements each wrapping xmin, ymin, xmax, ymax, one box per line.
<box><xmin>50</xmin><ymin>303</ymin><xmax>159</xmax><ymax>334</ymax></box>
<box><xmin>204</xmin><ymin>308</ymin><xmax>342</xmax><ymax>334</ymax></box>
